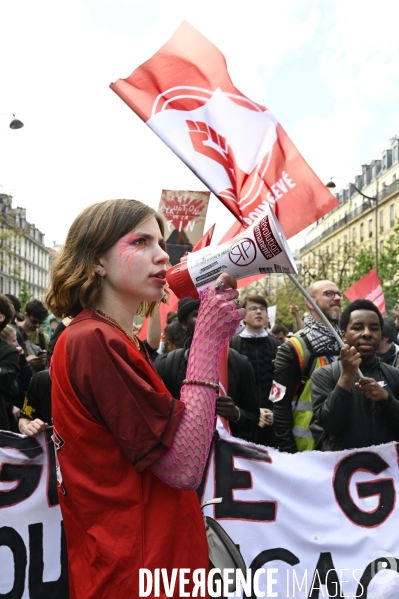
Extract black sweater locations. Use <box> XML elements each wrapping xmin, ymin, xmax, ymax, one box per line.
<box><xmin>311</xmin><ymin>359</ymin><xmax>399</xmax><ymax>451</ymax></box>
<box><xmin>155</xmin><ymin>346</ymin><xmax>260</xmax><ymax>443</ymax></box>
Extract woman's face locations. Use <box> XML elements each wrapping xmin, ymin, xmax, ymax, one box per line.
<box><xmin>97</xmin><ymin>216</ymin><xmax>169</xmax><ymax>308</ymax></box>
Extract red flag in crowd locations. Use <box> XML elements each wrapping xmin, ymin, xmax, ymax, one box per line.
<box><xmin>110</xmin><ymin>21</ymin><xmax>338</xmax><ymax>240</ymax></box>
<box><xmin>344</xmin><ymin>269</ymin><xmax>386</xmax><ymax>313</ymax></box>
<box><xmin>193</xmin><ymin>223</ymin><xmax>215</xmax><ymax>251</ymax></box>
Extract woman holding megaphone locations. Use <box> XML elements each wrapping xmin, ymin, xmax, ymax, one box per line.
<box><xmin>46</xmin><ymin>198</ymin><xmax>243</xmax><ymax>599</ymax></box>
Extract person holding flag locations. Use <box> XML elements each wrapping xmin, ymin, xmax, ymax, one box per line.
<box><xmin>46</xmin><ymin>198</ymin><xmax>243</xmax><ymax>598</ymax></box>
<box><xmin>270</xmin><ymin>280</ymin><xmax>342</xmax><ymax>453</ymax></box>
<box><xmin>310</xmin><ymin>299</ymin><xmax>399</xmax><ymax>451</ymax></box>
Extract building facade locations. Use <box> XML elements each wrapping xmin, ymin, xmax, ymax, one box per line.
<box><xmin>0</xmin><ymin>194</ymin><xmax>50</xmax><ymax>300</ymax></box>
<box><xmin>300</xmin><ymin>137</ymin><xmax>399</xmax><ymax>284</ymax></box>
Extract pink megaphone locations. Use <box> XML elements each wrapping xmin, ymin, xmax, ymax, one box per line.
<box><xmin>166</xmin><ymin>206</ymin><xmax>298</xmax><ymax>300</ymax></box>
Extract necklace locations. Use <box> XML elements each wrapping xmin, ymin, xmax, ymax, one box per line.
<box><xmin>94</xmin><ymin>309</ymin><xmax>141</xmax><ymax>351</ymax></box>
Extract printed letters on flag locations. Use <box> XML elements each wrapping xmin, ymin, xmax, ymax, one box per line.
<box><xmin>344</xmin><ymin>268</ymin><xmax>386</xmax><ymax>313</ymax></box>
<box><xmin>110</xmin><ymin>21</ymin><xmax>338</xmax><ymax>239</ymax></box>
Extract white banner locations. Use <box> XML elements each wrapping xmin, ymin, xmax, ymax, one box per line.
<box><xmin>0</xmin><ymin>429</ymin><xmax>68</xmax><ymax>598</ymax></box>
<box><xmin>2</xmin><ymin>428</ymin><xmax>399</xmax><ymax>598</ymax></box>
<box><xmin>202</xmin><ymin>430</ymin><xmax>399</xmax><ymax>598</ymax></box>
<box><xmin>268</xmin><ymin>305</ymin><xmax>277</xmax><ymax>330</ymax></box>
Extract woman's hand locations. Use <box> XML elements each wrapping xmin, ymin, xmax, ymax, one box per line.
<box><xmin>211</xmin><ymin>273</ymin><xmax>245</xmax><ymax>320</ymax></box>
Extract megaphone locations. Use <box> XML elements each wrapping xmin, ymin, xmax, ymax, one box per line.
<box><xmin>166</xmin><ymin>206</ymin><xmax>298</xmax><ymax>299</ymax></box>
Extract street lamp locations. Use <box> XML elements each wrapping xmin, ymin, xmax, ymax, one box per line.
<box><xmin>326</xmin><ymin>176</ymin><xmax>379</xmax><ymax>275</ymax></box>
<box><xmin>0</xmin><ymin>113</ymin><xmax>24</xmax><ymax>129</ymax></box>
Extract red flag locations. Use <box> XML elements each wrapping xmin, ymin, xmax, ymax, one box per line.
<box><xmin>110</xmin><ymin>21</ymin><xmax>338</xmax><ymax>239</ymax></box>
<box><xmin>344</xmin><ymin>269</ymin><xmax>386</xmax><ymax>313</ymax></box>
<box><xmin>193</xmin><ymin>223</ymin><xmax>215</xmax><ymax>251</ymax></box>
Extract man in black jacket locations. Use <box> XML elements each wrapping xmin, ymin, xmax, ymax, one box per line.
<box><xmin>229</xmin><ymin>294</ymin><xmax>280</xmax><ymax>446</ymax></box>
<box><xmin>156</xmin><ymin>298</ymin><xmax>266</xmax><ymax>443</ymax></box>
<box><xmin>271</xmin><ymin>280</ymin><xmax>342</xmax><ymax>453</ymax></box>
<box><xmin>311</xmin><ymin>299</ymin><xmax>399</xmax><ymax>451</ymax></box>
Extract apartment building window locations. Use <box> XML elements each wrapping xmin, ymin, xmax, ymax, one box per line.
<box><xmin>390</xmin><ymin>204</ymin><xmax>395</xmax><ymax>227</ymax></box>
<box><xmin>380</xmin><ymin>241</ymin><xmax>384</xmax><ymax>253</ymax></box>
<box><xmin>380</xmin><ymin>211</ymin><xmax>384</xmax><ymax>232</ymax></box>
<box><xmin>352</xmin><ymin>227</ymin><xmax>356</xmax><ymax>243</ymax></box>
<box><xmin>368</xmin><ymin>218</ymin><xmax>373</xmax><ymax>237</ymax></box>
<box><xmin>360</xmin><ymin>223</ymin><xmax>364</xmax><ymax>242</ymax></box>
<box><xmin>0</xmin><ymin>277</ymin><xmax>3</xmax><ymax>293</ymax></box>
<box><xmin>331</xmin><ymin>242</ymin><xmax>334</xmax><ymax>255</ymax></box>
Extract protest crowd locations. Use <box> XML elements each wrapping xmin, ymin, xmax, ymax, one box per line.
<box><xmin>2</xmin><ymin>19</ymin><xmax>399</xmax><ymax>599</ymax></box>
<box><xmin>2</xmin><ymin>266</ymin><xmax>399</xmax><ymax>596</ymax></box>
<box><xmin>3</xmin><ymin>281</ymin><xmax>399</xmax><ymax>452</ymax></box>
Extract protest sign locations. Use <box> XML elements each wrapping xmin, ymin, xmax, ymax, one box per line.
<box><xmin>2</xmin><ymin>428</ymin><xmax>399</xmax><ymax>597</ymax></box>
<box><xmin>0</xmin><ymin>430</ymin><xmax>68</xmax><ymax>598</ymax></box>
<box><xmin>201</xmin><ymin>430</ymin><xmax>399</xmax><ymax>598</ymax></box>
<box><xmin>158</xmin><ymin>189</ymin><xmax>210</xmax><ymax>265</ymax></box>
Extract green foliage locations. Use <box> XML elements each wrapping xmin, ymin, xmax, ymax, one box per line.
<box><xmin>19</xmin><ymin>278</ymin><xmax>32</xmax><ymax>313</ymax></box>
<box><xmin>341</xmin><ymin>247</ymin><xmax>375</xmax><ymax>288</ymax></box>
<box><xmin>303</xmin><ymin>219</ymin><xmax>399</xmax><ymax>313</ymax></box>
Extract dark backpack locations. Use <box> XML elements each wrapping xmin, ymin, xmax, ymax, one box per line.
<box><xmin>162</xmin><ymin>348</ymin><xmax>188</xmax><ymax>399</ymax></box>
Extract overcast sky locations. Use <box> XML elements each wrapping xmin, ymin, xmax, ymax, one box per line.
<box><xmin>1</xmin><ymin>0</ymin><xmax>398</xmax><ymax>250</ymax></box>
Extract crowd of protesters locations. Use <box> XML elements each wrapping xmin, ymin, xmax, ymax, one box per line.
<box><xmin>1</xmin><ymin>201</ymin><xmax>399</xmax><ymax>597</ymax></box>
<box><xmin>1</xmin><ymin>278</ymin><xmax>399</xmax><ymax>453</ymax></box>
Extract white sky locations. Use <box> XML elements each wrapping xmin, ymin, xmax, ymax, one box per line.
<box><xmin>1</xmin><ymin>0</ymin><xmax>398</xmax><ymax>249</ymax></box>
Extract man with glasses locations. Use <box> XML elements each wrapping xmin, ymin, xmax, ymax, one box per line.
<box><xmin>18</xmin><ymin>299</ymin><xmax>49</xmax><ymax>373</ymax></box>
<box><xmin>230</xmin><ymin>295</ymin><xmax>280</xmax><ymax>447</ymax></box>
<box><xmin>270</xmin><ymin>280</ymin><xmax>343</xmax><ymax>453</ymax></box>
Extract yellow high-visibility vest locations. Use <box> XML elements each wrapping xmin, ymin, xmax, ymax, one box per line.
<box><xmin>288</xmin><ymin>336</ymin><xmax>326</xmax><ymax>452</ymax></box>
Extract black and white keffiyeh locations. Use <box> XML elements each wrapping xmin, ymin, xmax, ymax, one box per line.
<box><xmin>303</xmin><ymin>312</ymin><xmax>342</xmax><ymax>363</ymax></box>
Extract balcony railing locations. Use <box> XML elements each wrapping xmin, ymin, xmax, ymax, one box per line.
<box><xmin>301</xmin><ymin>176</ymin><xmax>399</xmax><ymax>253</ymax></box>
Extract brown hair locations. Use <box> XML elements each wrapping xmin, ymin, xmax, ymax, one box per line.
<box><xmin>46</xmin><ymin>199</ymin><xmax>165</xmax><ymax>318</ymax></box>
<box><xmin>0</xmin><ymin>294</ymin><xmax>15</xmax><ymax>332</ymax></box>
<box><xmin>243</xmin><ymin>294</ymin><xmax>268</xmax><ymax>310</ymax></box>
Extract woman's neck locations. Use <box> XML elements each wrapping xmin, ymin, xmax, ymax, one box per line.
<box><xmin>95</xmin><ymin>292</ymin><xmax>139</xmax><ymax>337</ymax></box>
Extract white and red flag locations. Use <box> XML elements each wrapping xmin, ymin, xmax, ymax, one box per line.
<box><xmin>344</xmin><ymin>268</ymin><xmax>386</xmax><ymax>313</ymax></box>
<box><xmin>110</xmin><ymin>21</ymin><xmax>338</xmax><ymax>239</ymax></box>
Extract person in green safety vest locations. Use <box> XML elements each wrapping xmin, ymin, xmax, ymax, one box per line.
<box><xmin>270</xmin><ymin>280</ymin><xmax>343</xmax><ymax>453</ymax></box>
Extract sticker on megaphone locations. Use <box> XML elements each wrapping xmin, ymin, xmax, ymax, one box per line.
<box><xmin>166</xmin><ymin>205</ymin><xmax>297</xmax><ymax>299</ymax></box>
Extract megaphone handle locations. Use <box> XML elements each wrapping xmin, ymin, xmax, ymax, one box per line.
<box><xmin>287</xmin><ymin>274</ymin><xmax>364</xmax><ymax>378</ymax></box>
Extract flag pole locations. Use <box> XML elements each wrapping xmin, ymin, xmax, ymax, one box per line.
<box><xmin>287</xmin><ymin>274</ymin><xmax>364</xmax><ymax>377</ymax></box>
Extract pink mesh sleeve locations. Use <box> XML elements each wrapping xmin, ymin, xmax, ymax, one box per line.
<box><xmin>150</xmin><ymin>286</ymin><xmax>240</xmax><ymax>490</ymax></box>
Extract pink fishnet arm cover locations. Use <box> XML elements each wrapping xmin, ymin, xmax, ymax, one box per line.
<box><xmin>150</xmin><ymin>287</ymin><xmax>240</xmax><ymax>490</ymax></box>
